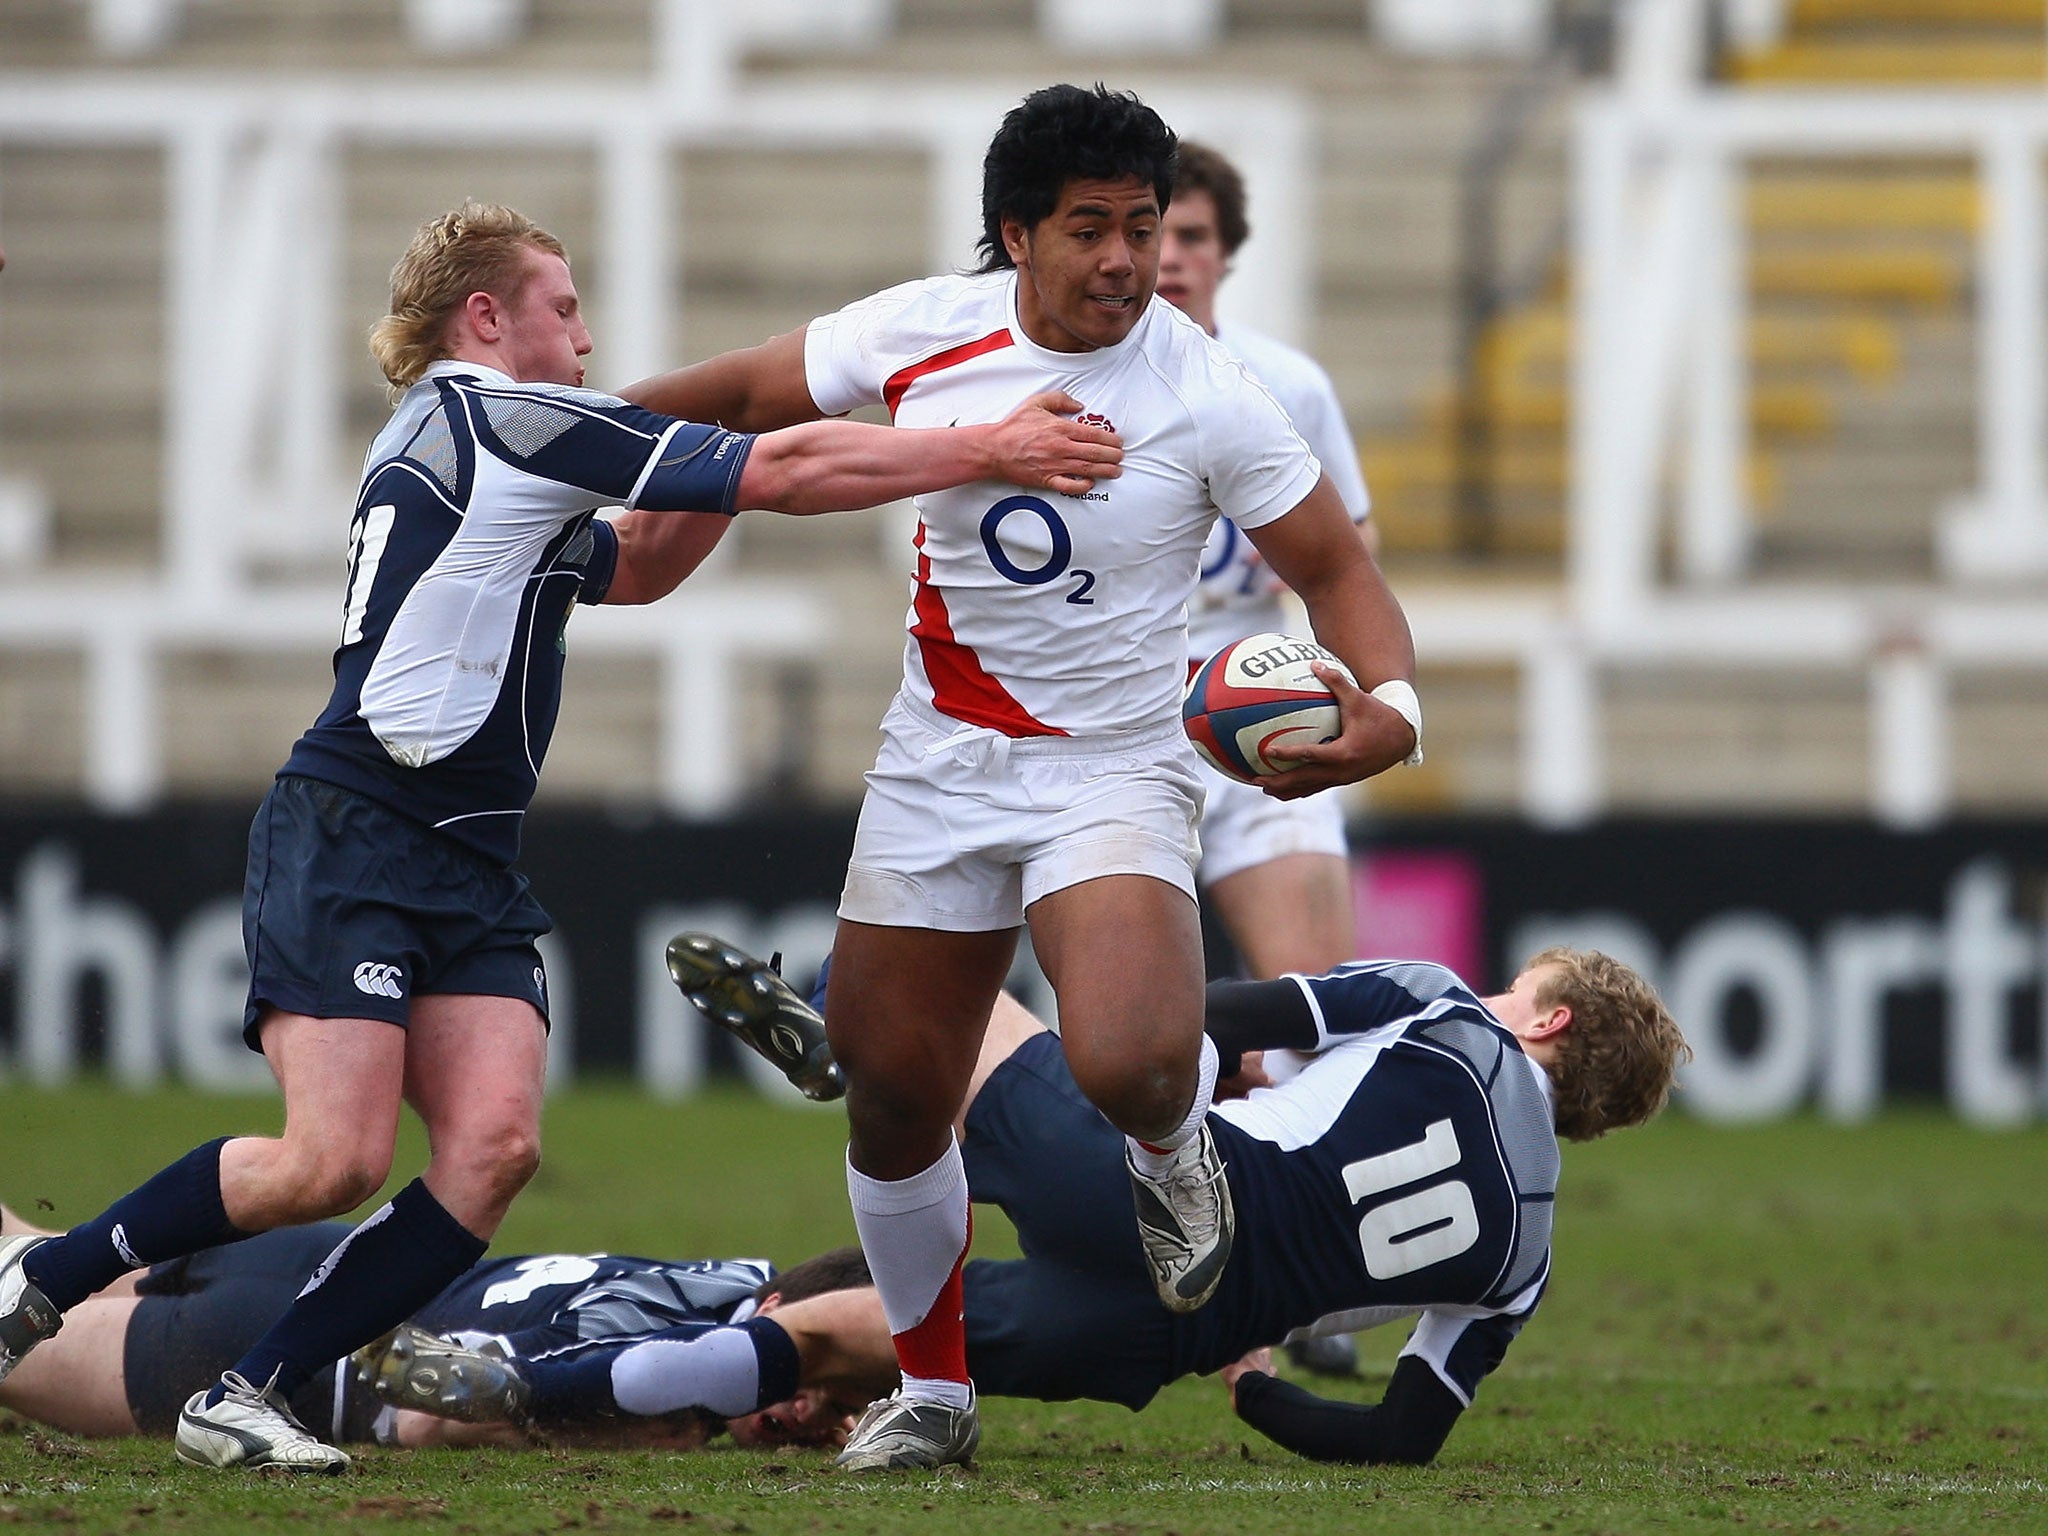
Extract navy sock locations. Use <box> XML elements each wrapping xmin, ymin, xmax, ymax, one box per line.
<box><xmin>24</xmin><ymin>1138</ymin><xmax>248</xmax><ymax>1312</ymax></box>
<box><xmin>215</xmin><ymin>1179</ymin><xmax>486</xmax><ymax>1405</ymax></box>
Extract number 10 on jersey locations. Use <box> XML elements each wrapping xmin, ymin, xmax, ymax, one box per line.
<box><xmin>1341</xmin><ymin>1118</ymin><xmax>1480</xmax><ymax>1280</ymax></box>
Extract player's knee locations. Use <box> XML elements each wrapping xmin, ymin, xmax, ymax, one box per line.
<box><xmin>293</xmin><ymin>1154</ymin><xmax>392</xmax><ymax>1218</ymax></box>
<box><xmin>844</xmin><ymin>1071</ymin><xmax>959</xmax><ymax>1138</ymax></box>
<box><xmin>464</xmin><ymin>1124</ymin><xmax>542</xmax><ymax>1203</ymax></box>
<box><xmin>1065</xmin><ymin>1038</ymin><xmax>1189</xmax><ymax>1139</ymax></box>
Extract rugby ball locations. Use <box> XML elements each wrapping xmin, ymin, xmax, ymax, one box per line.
<box><xmin>1183</xmin><ymin>632</ymin><xmax>1350</xmax><ymax>783</ymax></box>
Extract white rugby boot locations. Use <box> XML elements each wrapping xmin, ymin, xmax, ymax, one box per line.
<box><xmin>833</xmin><ymin>1389</ymin><xmax>980</xmax><ymax>1472</ymax></box>
<box><xmin>1127</xmin><ymin>1123</ymin><xmax>1235</xmax><ymax>1314</ymax></box>
<box><xmin>0</xmin><ymin>1236</ymin><xmax>62</xmax><ymax>1385</ymax></box>
<box><xmin>173</xmin><ymin>1370</ymin><xmax>351</xmax><ymax>1473</ymax></box>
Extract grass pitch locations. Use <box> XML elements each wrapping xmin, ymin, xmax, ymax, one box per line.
<box><xmin>3</xmin><ymin>1084</ymin><xmax>2045</xmax><ymax>1535</ymax></box>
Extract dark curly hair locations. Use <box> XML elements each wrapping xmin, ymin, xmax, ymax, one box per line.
<box><xmin>975</xmin><ymin>83</ymin><xmax>1179</xmax><ymax>274</ymax></box>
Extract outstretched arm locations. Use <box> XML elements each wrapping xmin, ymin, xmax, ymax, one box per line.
<box><xmin>1202</xmin><ymin>978</ymin><xmax>1317</xmax><ymax>1079</ymax></box>
<box><xmin>600</xmin><ymin>391</ymin><xmax>1121</xmax><ymax>603</ymax></box>
<box><xmin>734</xmin><ymin>390</ymin><xmax>1121</xmax><ymax>515</ymax></box>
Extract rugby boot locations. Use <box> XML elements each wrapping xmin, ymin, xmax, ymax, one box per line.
<box><xmin>1127</xmin><ymin>1123</ymin><xmax>1235</xmax><ymax>1314</ymax></box>
<box><xmin>833</xmin><ymin>1388</ymin><xmax>980</xmax><ymax>1472</ymax></box>
<box><xmin>173</xmin><ymin>1369</ymin><xmax>351</xmax><ymax>1472</ymax></box>
<box><xmin>354</xmin><ymin>1324</ymin><xmax>532</xmax><ymax>1424</ymax></box>
<box><xmin>0</xmin><ymin>1236</ymin><xmax>61</xmax><ymax>1385</ymax></box>
<box><xmin>665</xmin><ymin>931</ymin><xmax>845</xmax><ymax>1101</ymax></box>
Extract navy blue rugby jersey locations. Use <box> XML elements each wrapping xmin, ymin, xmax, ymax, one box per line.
<box><xmin>280</xmin><ymin>361</ymin><xmax>754</xmax><ymax>864</ymax></box>
<box><xmin>413</xmin><ymin>1251</ymin><xmax>776</xmax><ymax>1366</ymax></box>
<box><xmin>1199</xmin><ymin>961</ymin><xmax>1559</xmax><ymax>1405</ymax></box>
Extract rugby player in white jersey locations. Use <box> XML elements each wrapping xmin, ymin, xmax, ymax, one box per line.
<box><xmin>0</xmin><ymin>202</ymin><xmax>1120</xmax><ymax>1474</ymax></box>
<box><xmin>622</xmin><ymin>84</ymin><xmax>1423</xmax><ymax>1470</ymax></box>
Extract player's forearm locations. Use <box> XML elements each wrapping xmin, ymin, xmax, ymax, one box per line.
<box><xmin>768</xmin><ymin>1287</ymin><xmax>899</xmax><ymax>1401</ymax></box>
<box><xmin>1296</xmin><ymin>556</ymin><xmax>1415</xmax><ymax>692</ymax></box>
<box><xmin>1232</xmin><ymin>1357</ymin><xmax>1462</xmax><ymax>1466</ymax></box>
<box><xmin>603</xmin><ymin>508</ymin><xmax>733</xmax><ymax>604</ymax></box>
<box><xmin>737</xmin><ymin>420</ymin><xmax>1004</xmax><ymax>516</ymax></box>
<box><xmin>1204</xmin><ymin>979</ymin><xmax>1318</xmax><ymax>1072</ymax></box>
<box><xmin>391</xmin><ymin>1410</ymin><xmax>533</xmax><ymax>1449</ymax></box>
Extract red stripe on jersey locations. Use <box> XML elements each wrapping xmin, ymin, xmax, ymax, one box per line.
<box><xmin>910</xmin><ymin>521</ymin><xmax>1066</xmax><ymax>738</ymax></box>
<box><xmin>882</xmin><ymin>330</ymin><xmax>1015</xmax><ymax>419</ymax></box>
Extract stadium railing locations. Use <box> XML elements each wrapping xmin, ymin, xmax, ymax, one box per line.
<box><xmin>0</xmin><ymin>2</ymin><xmax>1311</xmax><ymax>812</ymax></box>
<box><xmin>1545</xmin><ymin>0</ymin><xmax>2048</xmax><ymax>828</ymax></box>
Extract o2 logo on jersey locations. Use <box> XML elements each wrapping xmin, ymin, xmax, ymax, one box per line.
<box><xmin>979</xmin><ymin>496</ymin><xmax>1096</xmax><ymax>605</ymax></box>
<box><xmin>1340</xmin><ymin>1118</ymin><xmax>1480</xmax><ymax>1280</ymax></box>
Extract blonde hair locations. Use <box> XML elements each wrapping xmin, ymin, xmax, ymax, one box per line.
<box><xmin>1526</xmin><ymin>947</ymin><xmax>1690</xmax><ymax>1143</ymax></box>
<box><xmin>368</xmin><ymin>201</ymin><xmax>568</xmax><ymax>394</ymax></box>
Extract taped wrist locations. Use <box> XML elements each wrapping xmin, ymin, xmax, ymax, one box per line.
<box><xmin>1369</xmin><ymin>679</ymin><xmax>1424</xmax><ymax>766</ymax></box>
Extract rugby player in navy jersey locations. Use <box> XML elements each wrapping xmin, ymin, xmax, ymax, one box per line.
<box><xmin>0</xmin><ymin>201</ymin><xmax>1121</xmax><ymax>1474</ymax></box>
<box><xmin>362</xmin><ymin>940</ymin><xmax>1688</xmax><ymax>1466</ymax></box>
<box><xmin>0</xmin><ymin>1202</ymin><xmax>871</xmax><ymax>1453</ymax></box>
<box><xmin>2</xmin><ymin>944</ymin><xmax>1684</xmax><ymax>1466</ymax></box>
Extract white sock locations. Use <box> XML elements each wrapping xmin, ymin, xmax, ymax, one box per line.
<box><xmin>901</xmin><ymin>1373</ymin><xmax>974</xmax><ymax>1410</ymax></box>
<box><xmin>611</xmin><ymin>1330</ymin><xmax>761</xmax><ymax>1419</ymax></box>
<box><xmin>845</xmin><ymin>1140</ymin><xmax>968</xmax><ymax>1338</ymax></box>
<box><xmin>1127</xmin><ymin>1035</ymin><xmax>1220</xmax><ymax>1177</ymax></box>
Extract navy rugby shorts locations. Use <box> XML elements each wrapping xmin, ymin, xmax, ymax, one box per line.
<box><xmin>126</xmin><ymin>1225</ymin><xmax>370</xmax><ymax>1441</ymax></box>
<box><xmin>241</xmin><ymin>775</ymin><xmax>553</xmax><ymax>1048</ymax></box>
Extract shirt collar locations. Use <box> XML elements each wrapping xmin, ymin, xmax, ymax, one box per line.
<box><xmin>422</xmin><ymin>358</ymin><xmax>515</xmax><ymax>386</ymax></box>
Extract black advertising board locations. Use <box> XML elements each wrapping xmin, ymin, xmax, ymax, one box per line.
<box><xmin>0</xmin><ymin>805</ymin><xmax>2041</xmax><ymax>1121</ymax></box>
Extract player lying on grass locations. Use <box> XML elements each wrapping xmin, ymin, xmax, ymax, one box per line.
<box><xmin>0</xmin><ymin>1200</ymin><xmax>872</xmax><ymax>1453</ymax></box>
<box><xmin>361</xmin><ymin>933</ymin><xmax>1689</xmax><ymax>1466</ymax></box>
<box><xmin>2</xmin><ymin>938</ymin><xmax>1685</xmax><ymax>1464</ymax></box>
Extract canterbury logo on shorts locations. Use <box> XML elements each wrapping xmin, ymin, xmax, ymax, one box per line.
<box><xmin>352</xmin><ymin>961</ymin><xmax>405</xmax><ymax>999</ymax></box>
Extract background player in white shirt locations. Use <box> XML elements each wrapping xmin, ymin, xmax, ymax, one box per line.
<box><xmin>1161</xmin><ymin>143</ymin><xmax>1380</xmax><ymax>1379</ymax></box>
<box><xmin>1162</xmin><ymin>142</ymin><xmax>1377</xmax><ymax>987</ymax></box>
<box><xmin>622</xmin><ymin>84</ymin><xmax>1423</xmax><ymax>1472</ymax></box>
<box><xmin>0</xmin><ymin>202</ymin><xmax>1120</xmax><ymax>1475</ymax></box>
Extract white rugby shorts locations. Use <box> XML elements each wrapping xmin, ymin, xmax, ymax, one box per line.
<box><xmin>1194</xmin><ymin>762</ymin><xmax>1350</xmax><ymax>887</ymax></box>
<box><xmin>840</xmin><ymin>690</ymin><xmax>1207</xmax><ymax>931</ymax></box>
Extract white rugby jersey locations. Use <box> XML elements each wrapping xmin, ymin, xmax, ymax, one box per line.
<box><xmin>1187</xmin><ymin>324</ymin><xmax>1371</xmax><ymax>662</ymax></box>
<box><xmin>804</xmin><ymin>272</ymin><xmax>1323</xmax><ymax>737</ymax></box>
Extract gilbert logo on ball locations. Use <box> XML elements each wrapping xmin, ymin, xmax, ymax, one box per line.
<box><xmin>1182</xmin><ymin>632</ymin><xmax>1350</xmax><ymax>783</ymax></box>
